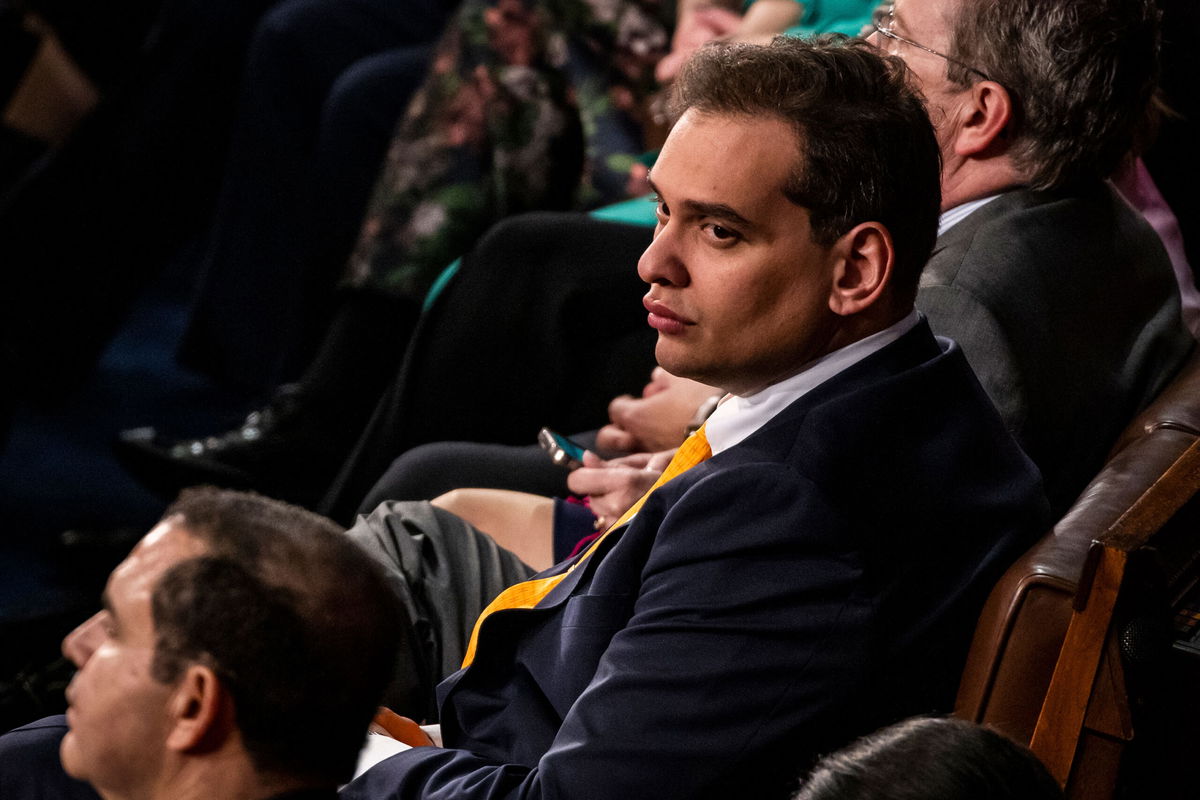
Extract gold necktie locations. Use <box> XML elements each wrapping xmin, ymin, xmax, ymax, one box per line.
<box><xmin>461</xmin><ymin>425</ymin><xmax>712</xmax><ymax>666</ymax></box>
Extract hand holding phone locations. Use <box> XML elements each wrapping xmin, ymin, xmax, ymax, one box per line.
<box><xmin>538</xmin><ymin>428</ymin><xmax>588</xmax><ymax>470</ymax></box>
<box><xmin>564</xmin><ymin>448</ymin><xmax>676</xmax><ymax>528</ymax></box>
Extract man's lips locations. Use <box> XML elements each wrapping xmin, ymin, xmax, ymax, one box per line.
<box><xmin>643</xmin><ymin>297</ymin><xmax>693</xmax><ymax>335</ymax></box>
<box><xmin>63</xmin><ymin>680</ymin><xmax>78</xmax><ymax>721</ymax></box>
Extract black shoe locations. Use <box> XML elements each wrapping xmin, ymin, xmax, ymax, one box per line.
<box><xmin>113</xmin><ymin>385</ymin><xmax>347</xmax><ymax>506</ymax></box>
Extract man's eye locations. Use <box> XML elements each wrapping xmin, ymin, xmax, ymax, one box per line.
<box><xmin>702</xmin><ymin>223</ymin><xmax>740</xmax><ymax>243</ymax></box>
<box><xmin>655</xmin><ymin>198</ymin><xmax>670</xmax><ymax>219</ymax></box>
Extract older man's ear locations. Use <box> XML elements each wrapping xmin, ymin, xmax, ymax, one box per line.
<box><xmin>827</xmin><ymin>221</ymin><xmax>894</xmax><ymax>318</ymax></box>
<box><xmin>951</xmin><ymin>81</ymin><xmax>1014</xmax><ymax>159</ymax></box>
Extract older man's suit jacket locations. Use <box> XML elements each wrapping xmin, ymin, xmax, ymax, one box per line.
<box><xmin>343</xmin><ymin>320</ymin><xmax>1050</xmax><ymax>800</ymax></box>
<box><xmin>918</xmin><ymin>182</ymin><xmax>1195</xmax><ymax>515</ymax></box>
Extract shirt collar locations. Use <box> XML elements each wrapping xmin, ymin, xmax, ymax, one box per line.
<box><xmin>704</xmin><ymin>310</ymin><xmax>922</xmax><ymax>455</ymax></box>
<box><xmin>938</xmin><ymin>194</ymin><xmax>1001</xmax><ymax>237</ymax></box>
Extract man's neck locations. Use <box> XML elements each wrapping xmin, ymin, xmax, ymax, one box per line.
<box><xmin>939</xmin><ymin>156</ymin><xmax>1025</xmax><ymax>212</ymax></box>
<box><xmin>705</xmin><ymin>310</ymin><xmax>922</xmax><ymax>455</ymax></box>
<box><xmin>144</xmin><ymin>758</ymin><xmax>319</xmax><ymax>800</ymax></box>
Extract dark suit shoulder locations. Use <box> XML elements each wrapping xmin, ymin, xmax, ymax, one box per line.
<box><xmin>923</xmin><ymin>184</ymin><xmax>1168</xmax><ymax>300</ymax></box>
<box><xmin>917</xmin><ymin>183</ymin><xmax>1193</xmax><ymax>515</ymax></box>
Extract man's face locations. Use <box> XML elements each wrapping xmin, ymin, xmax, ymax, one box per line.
<box><xmin>638</xmin><ymin>110</ymin><xmax>842</xmax><ymax>396</ymax></box>
<box><xmin>60</xmin><ymin>520</ymin><xmax>207</xmax><ymax>797</ymax></box>
<box><xmin>868</xmin><ymin>0</ymin><xmax>964</xmax><ymax>151</ymax></box>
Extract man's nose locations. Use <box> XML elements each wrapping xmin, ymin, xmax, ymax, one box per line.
<box><xmin>62</xmin><ymin>612</ymin><xmax>105</xmax><ymax>667</ymax></box>
<box><xmin>637</xmin><ymin>224</ymin><xmax>688</xmax><ymax>288</ymax></box>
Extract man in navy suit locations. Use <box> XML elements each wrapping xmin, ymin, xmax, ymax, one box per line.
<box><xmin>341</xmin><ymin>37</ymin><xmax>1049</xmax><ymax>800</ymax></box>
<box><xmin>0</xmin><ymin>37</ymin><xmax>1048</xmax><ymax>800</ymax></box>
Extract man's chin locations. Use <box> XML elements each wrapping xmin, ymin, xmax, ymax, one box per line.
<box><xmin>654</xmin><ymin>353</ymin><xmax>717</xmax><ymax>391</ymax></box>
<box><xmin>653</xmin><ymin>345</ymin><xmax>699</xmax><ymax>383</ymax></box>
<box><xmin>59</xmin><ymin>728</ymin><xmax>84</xmax><ymax>780</ymax></box>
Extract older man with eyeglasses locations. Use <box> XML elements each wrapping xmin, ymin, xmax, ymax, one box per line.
<box><xmin>860</xmin><ymin>0</ymin><xmax>1192</xmax><ymax>516</ymax></box>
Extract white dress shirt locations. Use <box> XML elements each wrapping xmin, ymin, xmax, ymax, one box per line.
<box><xmin>938</xmin><ymin>194</ymin><xmax>1000</xmax><ymax>237</ymax></box>
<box><xmin>704</xmin><ymin>310</ymin><xmax>922</xmax><ymax>455</ymax></box>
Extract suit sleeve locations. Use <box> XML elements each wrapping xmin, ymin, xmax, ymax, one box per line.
<box><xmin>341</xmin><ymin>462</ymin><xmax>871</xmax><ymax>800</ymax></box>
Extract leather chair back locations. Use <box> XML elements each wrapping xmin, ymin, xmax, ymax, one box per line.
<box><xmin>955</xmin><ymin>349</ymin><xmax>1200</xmax><ymax>743</ymax></box>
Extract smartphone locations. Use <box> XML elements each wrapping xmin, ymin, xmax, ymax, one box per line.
<box><xmin>538</xmin><ymin>427</ymin><xmax>587</xmax><ymax>470</ymax></box>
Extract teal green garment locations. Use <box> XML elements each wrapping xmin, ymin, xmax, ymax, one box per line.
<box><xmin>423</xmin><ymin>257</ymin><xmax>464</xmax><ymax>311</ymax></box>
<box><xmin>740</xmin><ymin>0</ymin><xmax>877</xmax><ymax>36</ymax></box>
<box><xmin>588</xmin><ymin>195</ymin><xmax>660</xmax><ymax>227</ymax></box>
<box><xmin>786</xmin><ymin>0</ymin><xmax>877</xmax><ymax>37</ymax></box>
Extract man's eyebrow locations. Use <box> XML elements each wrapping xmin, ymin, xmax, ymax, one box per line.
<box><xmin>645</xmin><ymin>177</ymin><xmax>756</xmax><ymax>231</ymax></box>
<box><xmin>680</xmin><ymin>200</ymin><xmax>756</xmax><ymax>231</ymax></box>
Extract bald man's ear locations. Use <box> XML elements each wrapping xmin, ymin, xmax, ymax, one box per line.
<box><xmin>165</xmin><ymin>664</ymin><xmax>236</xmax><ymax>754</ymax></box>
<box><xmin>828</xmin><ymin>222</ymin><xmax>893</xmax><ymax>317</ymax></box>
<box><xmin>952</xmin><ymin>81</ymin><xmax>1013</xmax><ymax>158</ymax></box>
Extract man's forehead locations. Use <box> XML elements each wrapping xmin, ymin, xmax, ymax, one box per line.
<box><xmin>892</xmin><ymin>0</ymin><xmax>958</xmax><ymax>44</ymax></box>
<box><xmin>110</xmin><ymin>519</ymin><xmax>207</xmax><ymax>599</ymax></box>
<box><xmin>653</xmin><ymin>111</ymin><xmax>799</xmax><ymax>212</ymax></box>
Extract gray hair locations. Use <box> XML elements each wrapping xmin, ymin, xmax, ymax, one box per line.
<box><xmin>947</xmin><ymin>0</ymin><xmax>1160</xmax><ymax>189</ymax></box>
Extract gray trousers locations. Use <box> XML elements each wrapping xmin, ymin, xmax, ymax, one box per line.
<box><xmin>346</xmin><ymin>501</ymin><xmax>535</xmax><ymax>721</ymax></box>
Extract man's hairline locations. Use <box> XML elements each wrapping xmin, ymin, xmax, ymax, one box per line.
<box><xmin>142</xmin><ymin>519</ymin><xmax>218</xmax><ymax>684</ymax></box>
<box><xmin>647</xmin><ymin>109</ymin><xmax>811</xmax><ymax>239</ymax></box>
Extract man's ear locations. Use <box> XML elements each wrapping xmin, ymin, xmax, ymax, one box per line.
<box><xmin>828</xmin><ymin>222</ymin><xmax>892</xmax><ymax>317</ymax></box>
<box><xmin>952</xmin><ymin>81</ymin><xmax>1013</xmax><ymax>158</ymax></box>
<box><xmin>165</xmin><ymin>664</ymin><xmax>235</xmax><ymax>754</ymax></box>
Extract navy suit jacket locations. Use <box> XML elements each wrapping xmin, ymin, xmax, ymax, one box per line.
<box><xmin>343</xmin><ymin>320</ymin><xmax>1050</xmax><ymax>800</ymax></box>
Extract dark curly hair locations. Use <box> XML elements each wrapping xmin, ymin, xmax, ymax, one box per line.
<box><xmin>671</xmin><ymin>35</ymin><xmax>942</xmax><ymax>308</ymax></box>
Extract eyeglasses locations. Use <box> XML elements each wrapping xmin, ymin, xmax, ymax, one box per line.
<box><xmin>871</xmin><ymin>3</ymin><xmax>992</xmax><ymax>83</ymax></box>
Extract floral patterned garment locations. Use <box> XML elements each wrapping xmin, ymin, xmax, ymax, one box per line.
<box><xmin>344</xmin><ymin>0</ymin><xmax>670</xmax><ymax>299</ymax></box>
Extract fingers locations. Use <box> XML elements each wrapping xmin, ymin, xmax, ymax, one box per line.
<box><xmin>642</xmin><ymin>367</ymin><xmax>671</xmax><ymax>397</ymax></box>
<box><xmin>581</xmin><ymin>450</ymin><xmax>607</xmax><ymax>468</ymax></box>
<box><xmin>567</xmin><ymin>463</ymin><xmax>613</xmax><ymax>497</ymax></box>
<box><xmin>647</xmin><ymin>448</ymin><xmax>678</xmax><ymax>472</ymax></box>
<box><xmin>595</xmin><ymin>423</ymin><xmax>640</xmax><ymax>454</ymax></box>
<box><xmin>607</xmin><ymin>393</ymin><xmax>637</xmax><ymax>423</ymax></box>
<box><xmin>596</xmin><ymin>469</ymin><xmax>661</xmax><ymax>519</ymax></box>
<box><xmin>568</xmin><ymin>460</ymin><xmax>663</xmax><ymax>521</ymax></box>
<box><xmin>608</xmin><ymin>451</ymin><xmax>655</xmax><ymax>469</ymax></box>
